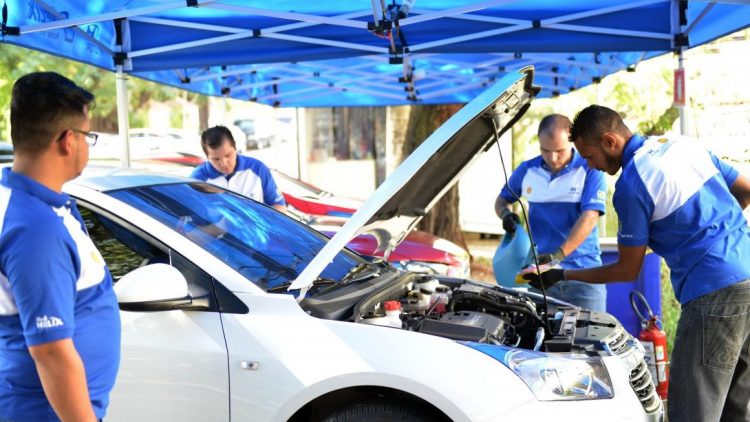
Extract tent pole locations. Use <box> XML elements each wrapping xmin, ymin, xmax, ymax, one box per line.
<box><xmin>677</xmin><ymin>50</ymin><xmax>687</xmax><ymax>136</ymax></box>
<box><xmin>116</xmin><ymin>65</ymin><xmax>131</xmax><ymax>168</ymax></box>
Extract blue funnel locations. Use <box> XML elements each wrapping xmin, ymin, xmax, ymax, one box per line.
<box><xmin>492</xmin><ymin>223</ymin><xmax>532</xmax><ymax>288</ymax></box>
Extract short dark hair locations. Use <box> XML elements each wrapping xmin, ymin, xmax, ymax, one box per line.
<box><xmin>570</xmin><ymin>105</ymin><xmax>631</xmax><ymax>145</ymax></box>
<box><xmin>11</xmin><ymin>72</ymin><xmax>95</xmax><ymax>155</ymax></box>
<box><xmin>538</xmin><ymin>114</ymin><xmax>571</xmax><ymax>138</ymax></box>
<box><xmin>200</xmin><ymin>125</ymin><xmax>235</xmax><ymax>154</ymax></box>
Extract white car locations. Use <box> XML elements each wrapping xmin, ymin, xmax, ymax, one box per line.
<box><xmin>66</xmin><ymin>68</ymin><xmax>662</xmax><ymax>421</ymax></box>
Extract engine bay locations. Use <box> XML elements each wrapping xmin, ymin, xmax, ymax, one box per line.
<box><xmin>352</xmin><ymin>274</ymin><xmax>623</xmax><ymax>356</ymax></box>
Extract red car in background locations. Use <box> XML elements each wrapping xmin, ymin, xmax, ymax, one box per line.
<box><xmin>271</xmin><ymin>169</ymin><xmax>470</xmax><ymax>277</ymax></box>
<box><xmin>271</xmin><ymin>169</ymin><xmax>360</xmax><ymax>218</ymax></box>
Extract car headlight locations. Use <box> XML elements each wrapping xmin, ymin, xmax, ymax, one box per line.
<box><xmin>464</xmin><ymin>343</ymin><xmax>614</xmax><ymax>401</ymax></box>
<box><xmin>395</xmin><ymin>260</ymin><xmax>448</xmax><ymax>275</ymax></box>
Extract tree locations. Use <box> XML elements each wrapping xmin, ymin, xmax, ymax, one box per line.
<box><xmin>402</xmin><ymin>104</ymin><xmax>468</xmax><ymax>251</ymax></box>
<box><xmin>0</xmin><ymin>44</ymin><xmax>209</xmax><ymax>137</ymax></box>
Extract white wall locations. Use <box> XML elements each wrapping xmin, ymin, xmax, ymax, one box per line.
<box><xmin>458</xmin><ymin>130</ymin><xmax>513</xmax><ymax>234</ymax></box>
<box><xmin>306</xmin><ymin>159</ymin><xmax>375</xmax><ymax>201</ymax></box>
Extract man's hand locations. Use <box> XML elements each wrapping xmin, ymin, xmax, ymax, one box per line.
<box><xmin>537</xmin><ymin>247</ymin><xmax>566</xmax><ymax>266</ymax></box>
<box><xmin>522</xmin><ymin>268</ymin><xmax>566</xmax><ymax>290</ymax></box>
<box><xmin>29</xmin><ymin>339</ymin><xmax>96</xmax><ymax>422</ymax></box>
<box><xmin>500</xmin><ymin>209</ymin><xmax>521</xmax><ymax>234</ymax></box>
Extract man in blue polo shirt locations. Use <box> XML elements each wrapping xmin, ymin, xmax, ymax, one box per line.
<box><xmin>527</xmin><ymin>105</ymin><xmax>750</xmax><ymax>421</ymax></box>
<box><xmin>0</xmin><ymin>72</ymin><xmax>120</xmax><ymax>421</ymax></box>
<box><xmin>495</xmin><ymin>114</ymin><xmax>607</xmax><ymax>311</ymax></box>
<box><xmin>191</xmin><ymin>125</ymin><xmax>286</xmax><ymax>212</ymax></box>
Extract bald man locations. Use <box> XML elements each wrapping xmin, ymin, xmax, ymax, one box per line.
<box><xmin>495</xmin><ymin>114</ymin><xmax>608</xmax><ymax>311</ymax></box>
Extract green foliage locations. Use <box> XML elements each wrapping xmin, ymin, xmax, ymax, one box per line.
<box><xmin>0</xmin><ymin>44</ymin><xmax>208</xmax><ymax>137</ymax></box>
<box><xmin>170</xmin><ymin>103</ymin><xmax>184</xmax><ymax>128</ymax></box>
<box><xmin>659</xmin><ymin>262</ymin><xmax>680</xmax><ymax>359</ymax></box>
<box><xmin>639</xmin><ymin>107</ymin><xmax>680</xmax><ymax>136</ymax></box>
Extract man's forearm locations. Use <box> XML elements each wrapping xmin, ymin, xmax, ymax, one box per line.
<box><xmin>495</xmin><ymin>196</ymin><xmax>511</xmax><ymax>219</ymax></box>
<box><xmin>559</xmin><ymin>210</ymin><xmax>599</xmax><ymax>256</ymax></box>
<box><xmin>565</xmin><ymin>244</ymin><xmax>647</xmax><ymax>283</ymax></box>
<box><xmin>564</xmin><ymin>262</ymin><xmax>639</xmax><ymax>284</ymax></box>
<box><xmin>729</xmin><ymin>174</ymin><xmax>750</xmax><ymax>210</ymax></box>
<box><xmin>30</xmin><ymin>339</ymin><xmax>96</xmax><ymax>422</ymax></box>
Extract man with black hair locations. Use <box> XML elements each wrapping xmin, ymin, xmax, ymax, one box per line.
<box><xmin>0</xmin><ymin>72</ymin><xmax>120</xmax><ymax>421</ymax></box>
<box><xmin>495</xmin><ymin>114</ymin><xmax>607</xmax><ymax>311</ymax></box>
<box><xmin>191</xmin><ymin>125</ymin><xmax>286</xmax><ymax>212</ymax></box>
<box><xmin>526</xmin><ymin>104</ymin><xmax>750</xmax><ymax>421</ymax></box>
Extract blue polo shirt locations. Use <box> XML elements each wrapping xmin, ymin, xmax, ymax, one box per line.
<box><xmin>499</xmin><ymin>149</ymin><xmax>607</xmax><ymax>269</ymax></box>
<box><xmin>191</xmin><ymin>155</ymin><xmax>285</xmax><ymax>207</ymax></box>
<box><xmin>615</xmin><ymin>135</ymin><xmax>750</xmax><ymax>304</ymax></box>
<box><xmin>0</xmin><ymin>168</ymin><xmax>121</xmax><ymax>421</ymax></box>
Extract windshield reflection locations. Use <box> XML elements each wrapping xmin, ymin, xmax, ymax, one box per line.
<box><xmin>108</xmin><ymin>182</ymin><xmax>363</xmax><ymax>291</ymax></box>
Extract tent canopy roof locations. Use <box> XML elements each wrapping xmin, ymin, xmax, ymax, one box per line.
<box><xmin>3</xmin><ymin>0</ymin><xmax>748</xmax><ymax>106</ymax></box>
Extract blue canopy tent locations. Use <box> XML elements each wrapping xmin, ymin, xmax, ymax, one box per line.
<box><xmin>1</xmin><ymin>0</ymin><xmax>748</xmax><ymax>161</ymax></box>
<box><xmin>3</xmin><ymin>1</ymin><xmax>749</xmax><ymax>105</ymax></box>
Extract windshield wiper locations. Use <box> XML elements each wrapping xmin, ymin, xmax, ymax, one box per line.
<box><xmin>266</xmin><ymin>276</ymin><xmax>337</xmax><ymax>293</ymax></box>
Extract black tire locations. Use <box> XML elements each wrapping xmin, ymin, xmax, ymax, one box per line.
<box><xmin>320</xmin><ymin>400</ymin><xmax>442</xmax><ymax>422</ymax></box>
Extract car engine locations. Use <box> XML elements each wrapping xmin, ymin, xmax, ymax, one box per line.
<box><xmin>353</xmin><ymin>274</ymin><xmax>625</xmax><ymax>356</ymax></box>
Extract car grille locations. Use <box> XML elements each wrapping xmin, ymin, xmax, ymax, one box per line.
<box><xmin>605</xmin><ymin>329</ymin><xmax>630</xmax><ymax>356</ymax></box>
<box><xmin>629</xmin><ymin>359</ymin><xmax>661</xmax><ymax>414</ymax></box>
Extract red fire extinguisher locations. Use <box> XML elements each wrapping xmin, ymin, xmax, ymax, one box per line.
<box><xmin>630</xmin><ymin>291</ymin><xmax>669</xmax><ymax>399</ymax></box>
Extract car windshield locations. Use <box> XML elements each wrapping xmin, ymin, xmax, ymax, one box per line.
<box><xmin>107</xmin><ymin>182</ymin><xmax>364</xmax><ymax>291</ymax></box>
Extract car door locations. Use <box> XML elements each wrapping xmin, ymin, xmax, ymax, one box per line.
<box><xmin>78</xmin><ymin>204</ymin><xmax>230</xmax><ymax>422</ymax></box>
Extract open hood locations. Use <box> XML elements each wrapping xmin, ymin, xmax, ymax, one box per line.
<box><xmin>290</xmin><ymin>67</ymin><xmax>539</xmax><ymax>293</ymax></box>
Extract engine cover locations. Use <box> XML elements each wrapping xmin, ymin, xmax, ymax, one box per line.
<box><xmin>418</xmin><ymin>311</ymin><xmax>506</xmax><ymax>343</ymax></box>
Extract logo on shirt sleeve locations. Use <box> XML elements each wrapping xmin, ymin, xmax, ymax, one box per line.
<box><xmin>36</xmin><ymin>315</ymin><xmax>64</xmax><ymax>330</ymax></box>
<box><xmin>597</xmin><ymin>190</ymin><xmax>605</xmax><ymax>200</ymax></box>
<box><xmin>617</xmin><ymin>220</ymin><xmax>634</xmax><ymax>239</ymax></box>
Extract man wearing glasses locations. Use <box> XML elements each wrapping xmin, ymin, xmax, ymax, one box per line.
<box><xmin>0</xmin><ymin>72</ymin><xmax>120</xmax><ymax>422</ymax></box>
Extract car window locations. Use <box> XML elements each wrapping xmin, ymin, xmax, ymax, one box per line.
<box><xmin>81</xmin><ymin>206</ymin><xmax>162</xmax><ymax>279</ymax></box>
<box><xmin>78</xmin><ymin>203</ymin><xmax>222</xmax><ymax>312</ymax></box>
<box><xmin>106</xmin><ymin>182</ymin><xmax>364</xmax><ymax>291</ymax></box>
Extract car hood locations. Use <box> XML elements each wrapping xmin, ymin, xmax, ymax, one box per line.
<box><xmin>290</xmin><ymin>67</ymin><xmax>539</xmax><ymax>292</ymax></box>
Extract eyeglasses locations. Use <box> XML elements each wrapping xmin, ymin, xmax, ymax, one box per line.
<box><xmin>71</xmin><ymin>129</ymin><xmax>99</xmax><ymax>146</ymax></box>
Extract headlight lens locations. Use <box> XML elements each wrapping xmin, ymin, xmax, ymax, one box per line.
<box><xmin>395</xmin><ymin>261</ymin><xmax>447</xmax><ymax>275</ymax></box>
<box><xmin>465</xmin><ymin>343</ymin><xmax>614</xmax><ymax>401</ymax></box>
<box><xmin>395</xmin><ymin>260</ymin><xmax>470</xmax><ymax>277</ymax></box>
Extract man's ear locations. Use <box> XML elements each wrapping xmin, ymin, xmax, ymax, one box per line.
<box><xmin>602</xmin><ymin>132</ymin><xmax>617</xmax><ymax>151</ymax></box>
<box><xmin>56</xmin><ymin>130</ymin><xmax>74</xmax><ymax>156</ymax></box>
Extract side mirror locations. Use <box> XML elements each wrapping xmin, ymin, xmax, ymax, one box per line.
<box><xmin>115</xmin><ymin>263</ymin><xmax>192</xmax><ymax>311</ymax></box>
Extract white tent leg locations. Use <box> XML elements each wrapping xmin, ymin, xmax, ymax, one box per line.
<box><xmin>295</xmin><ymin>107</ymin><xmax>307</xmax><ymax>180</ymax></box>
<box><xmin>116</xmin><ymin>65</ymin><xmax>131</xmax><ymax>168</ymax></box>
<box><xmin>677</xmin><ymin>50</ymin><xmax>688</xmax><ymax>136</ymax></box>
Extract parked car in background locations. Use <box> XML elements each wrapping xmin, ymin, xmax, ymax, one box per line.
<box><xmin>233</xmin><ymin>118</ymin><xmax>273</xmax><ymax>150</ymax></box>
<box><xmin>315</xmin><ymin>223</ymin><xmax>470</xmax><ymax>277</ymax></box>
<box><xmin>129</xmin><ymin>128</ymin><xmax>204</xmax><ymax>160</ymax></box>
<box><xmin>273</xmin><ymin>168</ymin><xmax>470</xmax><ymax>277</ymax></box>
<box><xmin>64</xmin><ymin>69</ymin><xmax>662</xmax><ymax>421</ymax></box>
<box><xmin>271</xmin><ymin>168</ymin><xmax>360</xmax><ymax>218</ymax></box>
<box><xmin>0</xmin><ymin>143</ymin><xmax>13</xmax><ymax>163</ymax></box>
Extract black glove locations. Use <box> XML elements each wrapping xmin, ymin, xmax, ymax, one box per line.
<box><xmin>537</xmin><ymin>247</ymin><xmax>566</xmax><ymax>266</ymax></box>
<box><xmin>500</xmin><ymin>210</ymin><xmax>521</xmax><ymax>234</ymax></box>
<box><xmin>522</xmin><ymin>268</ymin><xmax>566</xmax><ymax>290</ymax></box>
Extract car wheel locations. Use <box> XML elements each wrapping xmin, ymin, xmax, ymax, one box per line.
<box><xmin>320</xmin><ymin>400</ymin><xmax>438</xmax><ymax>422</ymax></box>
